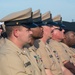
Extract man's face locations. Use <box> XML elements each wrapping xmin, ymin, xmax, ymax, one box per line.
<box><xmin>18</xmin><ymin>26</ymin><xmax>33</xmax><ymax>45</ymax></box>
<box><xmin>69</xmin><ymin>32</ymin><xmax>75</xmax><ymax>45</ymax></box>
<box><xmin>31</xmin><ymin>26</ymin><xmax>43</xmax><ymax>39</ymax></box>
<box><xmin>51</xmin><ymin>26</ymin><xmax>65</xmax><ymax>40</ymax></box>
<box><xmin>44</xmin><ymin>26</ymin><xmax>52</xmax><ymax>38</ymax></box>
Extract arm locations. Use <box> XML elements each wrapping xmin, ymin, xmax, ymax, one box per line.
<box><xmin>61</xmin><ymin>66</ymin><xmax>73</xmax><ymax>75</ymax></box>
<box><xmin>63</xmin><ymin>60</ymin><xmax>75</xmax><ymax>74</ymax></box>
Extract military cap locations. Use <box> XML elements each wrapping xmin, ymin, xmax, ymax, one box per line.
<box><xmin>53</xmin><ymin>15</ymin><xmax>66</xmax><ymax>28</ymax></box>
<box><xmin>32</xmin><ymin>9</ymin><xmax>44</xmax><ymax>26</ymax></box>
<box><xmin>0</xmin><ymin>8</ymin><xmax>38</xmax><ymax>28</ymax></box>
<box><xmin>2</xmin><ymin>24</ymin><xmax>6</xmax><ymax>32</ymax></box>
<box><xmin>42</xmin><ymin>11</ymin><xmax>58</xmax><ymax>26</ymax></box>
<box><xmin>53</xmin><ymin>15</ymin><xmax>62</xmax><ymax>24</ymax></box>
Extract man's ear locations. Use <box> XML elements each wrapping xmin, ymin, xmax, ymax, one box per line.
<box><xmin>13</xmin><ymin>28</ymin><xmax>20</xmax><ymax>37</ymax></box>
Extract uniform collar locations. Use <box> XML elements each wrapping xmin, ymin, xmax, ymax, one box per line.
<box><xmin>50</xmin><ymin>39</ymin><xmax>58</xmax><ymax>43</ymax></box>
<box><xmin>0</xmin><ymin>37</ymin><xmax>5</xmax><ymax>41</ymax></box>
<box><xmin>5</xmin><ymin>38</ymin><xmax>23</xmax><ymax>54</ymax></box>
<box><xmin>29</xmin><ymin>45</ymin><xmax>37</xmax><ymax>52</ymax></box>
<box><xmin>39</xmin><ymin>39</ymin><xmax>46</xmax><ymax>46</ymax></box>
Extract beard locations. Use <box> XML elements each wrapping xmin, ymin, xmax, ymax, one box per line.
<box><xmin>32</xmin><ymin>35</ymin><xmax>43</xmax><ymax>40</ymax></box>
<box><xmin>28</xmin><ymin>34</ymin><xmax>43</xmax><ymax>46</ymax></box>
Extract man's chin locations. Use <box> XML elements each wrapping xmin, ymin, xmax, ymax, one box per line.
<box><xmin>33</xmin><ymin>36</ymin><xmax>42</xmax><ymax>39</ymax></box>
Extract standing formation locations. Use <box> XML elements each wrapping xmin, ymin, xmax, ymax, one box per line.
<box><xmin>0</xmin><ymin>8</ymin><xmax>75</xmax><ymax>75</ymax></box>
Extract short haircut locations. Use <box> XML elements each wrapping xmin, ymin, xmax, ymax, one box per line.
<box><xmin>5</xmin><ymin>25</ymin><xmax>21</xmax><ymax>37</ymax></box>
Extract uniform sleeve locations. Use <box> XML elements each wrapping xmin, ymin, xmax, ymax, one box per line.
<box><xmin>0</xmin><ymin>53</ymin><xmax>31</xmax><ymax>75</ymax></box>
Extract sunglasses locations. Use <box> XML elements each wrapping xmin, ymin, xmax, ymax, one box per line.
<box><xmin>54</xmin><ymin>28</ymin><xmax>63</xmax><ymax>31</ymax></box>
<box><xmin>51</xmin><ymin>27</ymin><xmax>64</xmax><ymax>33</ymax></box>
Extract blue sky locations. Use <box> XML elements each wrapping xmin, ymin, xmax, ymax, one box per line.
<box><xmin>0</xmin><ymin>0</ymin><xmax>75</xmax><ymax>22</ymax></box>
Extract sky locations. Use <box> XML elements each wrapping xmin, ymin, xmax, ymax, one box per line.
<box><xmin>0</xmin><ymin>0</ymin><xmax>75</xmax><ymax>22</ymax></box>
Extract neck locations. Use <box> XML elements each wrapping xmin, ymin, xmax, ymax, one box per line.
<box><xmin>8</xmin><ymin>37</ymin><xmax>23</xmax><ymax>49</ymax></box>
<box><xmin>40</xmin><ymin>35</ymin><xmax>49</xmax><ymax>44</ymax></box>
<box><xmin>52</xmin><ymin>37</ymin><xmax>62</xmax><ymax>42</ymax></box>
<box><xmin>29</xmin><ymin>38</ymin><xmax>35</xmax><ymax>46</ymax></box>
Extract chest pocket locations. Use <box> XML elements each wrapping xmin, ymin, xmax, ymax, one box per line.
<box><xmin>19</xmin><ymin>52</ymin><xmax>34</xmax><ymax>75</ymax></box>
<box><xmin>24</xmin><ymin>60</ymin><xmax>34</xmax><ymax>75</ymax></box>
<box><xmin>53</xmin><ymin>50</ymin><xmax>60</xmax><ymax>63</ymax></box>
<box><xmin>45</xmin><ymin>45</ymin><xmax>61</xmax><ymax>70</ymax></box>
<box><xmin>45</xmin><ymin>46</ymin><xmax>55</xmax><ymax>66</ymax></box>
<box><xmin>48</xmin><ymin>45</ymin><xmax>60</xmax><ymax>63</ymax></box>
<box><xmin>34</xmin><ymin>55</ymin><xmax>43</xmax><ymax>71</ymax></box>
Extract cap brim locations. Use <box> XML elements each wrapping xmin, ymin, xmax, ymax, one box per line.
<box><xmin>48</xmin><ymin>22</ymin><xmax>66</xmax><ymax>28</ymax></box>
<box><xmin>23</xmin><ymin>23</ymin><xmax>39</xmax><ymax>28</ymax></box>
<box><xmin>35</xmin><ymin>21</ymin><xmax>45</xmax><ymax>27</ymax></box>
<box><xmin>60</xmin><ymin>24</ymin><xmax>66</xmax><ymax>28</ymax></box>
<box><xmin>49</xmin><ymin>21</ymin><xmax>59</xmax><ymax>26</ymax></box>
<box><xmin>43</xmin><ymin>21</ymin><xmax>60</xmax><ymax>27</ymax></box>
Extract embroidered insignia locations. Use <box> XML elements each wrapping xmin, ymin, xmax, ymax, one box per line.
<box><xmin>49</xmin><ymin>55</ymin><xmax>53</xmax><ymax>58</ymax></box>
<box><xmin>53</xmin><ymin>50</ymin><xmax>60</xmax><ymax>63</ymax></box>
<box><xmin>24</xmin><ymin>61</ymin><xmax>31</xmax><ymax>67</ymax></box>
<box><xmin>53</xmin><ymin>51</ymin><xmax>56</xmax><ymax>53</ymax></box>
<box><xmin>34</xmin><ymin>55</ymin><xmax>42</xmax><ymax>63</ymax></box>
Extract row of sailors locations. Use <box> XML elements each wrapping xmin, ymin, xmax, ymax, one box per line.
<box><xmin>0</xmin><ymin>8</ymin><xmax>75</xmax><ymax>75</ymax></box>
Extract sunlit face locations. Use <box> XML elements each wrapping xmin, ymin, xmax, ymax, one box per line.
<box><xmin>45</xmin><ymin>26</ymin><xmax>52</xmax><ymax>38</ymax></box>
<box><xmin>51</xmin><ymin>26</ymin><xmax>65</xmax><ymax>40</ymax></box>
<box><xmin>31</xmin><ymin>26</ymin><xmax>43</xmax><ymax>39</ymax></box>
<box><xmin>18</xmin><ymin>26</ymin><xmax>33</xmax><ymax>45</ymax></box>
